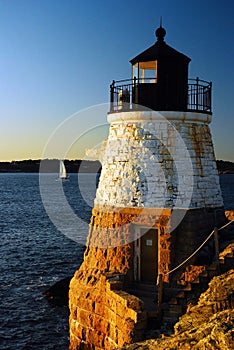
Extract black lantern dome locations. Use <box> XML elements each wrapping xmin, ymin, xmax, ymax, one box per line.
<box><xmin>129</xmin><ymin>24</ymin><xmax>191</xmax><ymax>111</ymax></box>
<box><xmin>155</xmin><ymin>24</ymin><xmax>166</xmax><ymax>41</ymax></box>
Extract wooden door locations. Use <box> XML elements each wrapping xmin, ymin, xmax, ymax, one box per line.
<box><xmin>139</xmin><ymin>228</ymin><xmax>158</xmax><ymax>283</ymax></box>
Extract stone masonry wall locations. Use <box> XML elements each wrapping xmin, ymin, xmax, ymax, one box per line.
<box><xmin>85</xmin><ymin>206</ymin><xmax>171</xmax><ymax>278</ymax></box>
<box><xmin>69</xmin><ymin>271</ymin><xmax>147</xmax><ymax>350</ymax></box>
<box><xmin>69</xmin><ymin>207</ymin><xmax>171</xmax><ymax>349</ymax></box>
<box><xmin>95</xmin><ymin>111</ymin><xmax>223</xmax><ymax>210</ymax></box>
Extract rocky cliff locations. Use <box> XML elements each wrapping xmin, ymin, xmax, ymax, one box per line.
<box><xmin>119</xmin><ymin>269</ymin><xmax>234</xmax><ymax>349</ymax></box>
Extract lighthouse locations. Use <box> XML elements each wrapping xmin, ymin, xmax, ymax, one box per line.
<box><xmin>69</xmin><ymin>24</ymin><xmax>225</xmax><ymax>350</ymax></box>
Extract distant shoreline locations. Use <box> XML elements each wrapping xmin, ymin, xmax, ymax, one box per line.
<box><xmin>217</xmin><ymin>160</ymin><xmax>234</xmax><ymax>174</ymax></box>
<box><xmin>0</xmin><ymin>159</ymin><xmax>102</xmax><ymax>173</ymax></box>
<box><xmin>0</xmin><ymin>159</ymin><xmax>234</xmax><ymax>174</ymax></box>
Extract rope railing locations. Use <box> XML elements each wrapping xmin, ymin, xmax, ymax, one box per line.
<box><xmin>163</xmin><ymin>219</ymin><xmax>234</xmax><ymax>277</ymax></box>
<box><xmin>156</xmin><ymin>219</ymin><xmax>234</xmax><ymax>320</ymax></box>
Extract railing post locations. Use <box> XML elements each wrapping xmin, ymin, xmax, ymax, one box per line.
<box><xmin>196</xmin><ymin>77</ymin><xmax>199</xmax><ymax>111</ymax></box>
<box><xmin>134</xmin><ymin>76</ymin><xmax>138</xmax><ymax>105</ymax></box>
<box><xmin>209</xmin><ymin>81</ymin><xmax>212</xmax><ymax>113</ymax></box>
<box><xmin>187</xmin><ymin>83</ymin><xmax>190</xmax><ymax>111</ymax></box>
<box><xmin>157</xmin><ymin>273</ymin><xmax>163</xmax><ymax>321</ymax></box>
<box><xmin>110</xmin><ymin>80</ymin><xmax>115</xmax><ymax>111</ymax></box>
<box><xmin>214</xmin><ymin>227</ymin><xmax>220</xmax><ymax>264</ymax></box>
<box><xmin>133</xmin><ymin>76</ymin><xmax>136</xmax><ymax>86</ymax></box>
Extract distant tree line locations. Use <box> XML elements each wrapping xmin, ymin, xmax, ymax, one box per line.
<box><xmin>0</xmin><ymin>159</ymin><xmax>233</xmax><ymax>174</ymax></box>
<box><xmin>216</xmin><ymin>160</ymin><xmax>234</xmax><ymax>174</ymax></box>
<box><xmin>0</xmin><ymin>159</ymin><xmax>102</xmax><ymax>173</ymax></box>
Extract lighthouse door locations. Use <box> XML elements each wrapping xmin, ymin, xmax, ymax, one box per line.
<box><xmin>139</xmin><ymin>228</ymin><xmax>158</xmax><ymax>283</ymax></box>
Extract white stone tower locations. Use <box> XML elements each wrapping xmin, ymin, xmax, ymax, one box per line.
<box><xmin>69</xmin><ymin>25</ymin><xmax>225</xmax><ymax>349</ymax></box>
<box><xmin>94</xmin><ymin>23</ymin><xmax>224</xmax><ymax>279</ymax></box>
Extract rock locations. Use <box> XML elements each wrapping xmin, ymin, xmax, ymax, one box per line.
<box><xmin>225</xmin><ymin>210</ymin><xmax>234</xmax><ymax>221</ymax></box>
<box><xmin>118</xmin><ymin>270</ymin><xmax>234</xmax><ymax>349</ymax></box>
<box><xmin>43</xmin><ymin>276</ymin><xmax>72</xmax><ymax>306</ymax></box>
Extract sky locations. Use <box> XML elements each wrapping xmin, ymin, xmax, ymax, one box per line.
<box><xmin>0</xmin><ymin>0</ymin><xmax>233</xmax><ymax>162</ymax></box>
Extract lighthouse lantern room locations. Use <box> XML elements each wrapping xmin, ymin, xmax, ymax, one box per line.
<box><xmin>110</xmin><ymin>24</ymin><xmax>212</xmax><ymax>113</ymax></box>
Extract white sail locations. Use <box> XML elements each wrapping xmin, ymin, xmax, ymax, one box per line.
<box><xmin>59</xmin><ymin>160</ymin><xmax>67</xmax><ymax>179</ymax></box>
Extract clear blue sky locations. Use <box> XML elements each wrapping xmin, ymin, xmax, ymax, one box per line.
<box><xmin>0</xmin><ymin>0</ymin><xmax>233</xmax><ymax>161</ymax></box>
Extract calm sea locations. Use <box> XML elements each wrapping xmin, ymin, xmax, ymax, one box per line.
<box><xmin>0</xmin><ymin>173</ymin><xmax>233</xmax><ymax>350</ymax></box>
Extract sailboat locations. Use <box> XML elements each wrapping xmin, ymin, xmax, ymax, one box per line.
<box><xmin>57</xmin><ymin>160</ymin><xmax>69</xmax><ymax>180</ymax></box>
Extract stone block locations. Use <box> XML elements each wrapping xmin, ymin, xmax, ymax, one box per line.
<box><xmin>77</xmin><ymin>308</ymin><xmax>93</xmax><ymax>328</ymax></box>
<box><xmin>69</xmin><ymin>334</ymin><xmax>83</xmax><ymax>350</ymax></box>
<box><xmin>86</xmin><ymin>328</ymin><xmax>105</xmax><ymax>349</ymax></box>
<box><xmin>125</xmin><ymin>295</ymin><xmax>144</xmax><ymax>311</ymax></box>
<box><xmin>117</xmin><ymin>328</ymin><xmax>133</xmax><ymax>347</ymax></box>
<box><xmin>105</xmin><ymin>295</ymin><xmax>117</xmax><ymax>313</ymax></box>
<box><xmin>95</xmin><ymin>302</ymin><xmax>107</xmax><ymax>318</ymax></box>
<box><xmin>108</xmin><ymin>323</ymin><xmax>118</xmax><ymax>342</ymax></box>
<box><xmin>80</xmin><ymin>298</ymin><xmax>95</xmax><ymax>312</ymax></box>
<box><xmin>93</xmin><ymin>314</ymin><xmax>110</xmax><ymax>335</ymax></box>
<box><xmin>116</xmin><ymin>301</ymin><xmax>127</xmax><ymax>317</ymax></box>
<box><xmin>106</xmin><ymin>307</ymin><xmax>117</xmax><ymax>324</ymax></box>
<box><xmin>103</xmin><ymin>334</ymin><xmax>118</xmax><ymax>350</ymax></box>
<box><xmin>70</xmin><ymin>319</ymin><xmax>84</xmax><ymax>340</ymax></box>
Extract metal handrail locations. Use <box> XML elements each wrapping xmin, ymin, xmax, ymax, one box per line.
<box><xmin>110</xmin><ymin>77</ymin><xmax>212</xmax><ymax>114</ymax></box>
<box><xmin>187</xmin><ymin>77</ymin><xmax>212</xmax><ymax>113</ymax></box>
<box><xmin>111</xmin><ymin>77</ymin><xmax>156</xmax><ymax>85</ymax></box>
<box><xmin>188</xmin><ymin>77</ymin><xmax>212</xmax><ymax>86</ymax></box>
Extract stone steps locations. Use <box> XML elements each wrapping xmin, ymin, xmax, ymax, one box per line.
<box><xmin>124</xmin><ymin>242</ymin><xmax>234</xmax><ymax>328</ymax></box>
<box><xmin>126</xmin><ymin>283</ymin><xmax>157</xmax><ymax>300</ymax></box>
<box><xmin>164</xmin><ymin>242</ymin><xmax>234</xmax><ymax>324</ymax></box>
<box><xmin>126</xmin><ymin>283</ymin><xmax>183</xmax><ymax>303</ymax></box>
<box><xmin>128</xmin><ymin>282</ymin><xmax>158</xmax><ymax>292</ymax></box>
<box><xmin>126</xmin><ymin>283</ymin><xmax>158</xmax><ymax>313</ymax></box>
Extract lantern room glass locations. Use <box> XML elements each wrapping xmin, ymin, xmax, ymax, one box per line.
<box><xmin>132</xmin><ymin>60</ymin><xmax>157</xmax><ymax>83</ymax></box>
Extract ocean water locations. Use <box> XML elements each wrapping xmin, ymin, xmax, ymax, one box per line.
<box><xmin>0</xmin><ymin>173</ymin><xmax>96</xmax><ymax>350</ymax></box>
<box><xmin>0</xmin><ymin>173</ymin><xmax>233</xmax><ymax>350</ymax></box>
<box><xmin>219</xmin><ymin>174</ymin><xmax>234</xmax><ymax>210</ymax></box>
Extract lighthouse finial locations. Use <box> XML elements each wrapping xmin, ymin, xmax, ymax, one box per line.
<box><xmin>155</xmin><ymin>17</ymin><xmax>166</xmax><ymax>42</ymax></box>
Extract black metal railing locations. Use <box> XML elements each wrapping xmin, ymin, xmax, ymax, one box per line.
<box><xmin>187</xmin><ymin>78</ymin><xmax>212</xmax><ymax>113</ymax></box>
<box><xmin>110</xmin><ymin>77</ymin><xmax>212</xmax><ymax>114</ymax></box>
<box><xmin>110</xmin><ymin>77</ymin><xmax>137</xmax><ymax>111</ymax></box>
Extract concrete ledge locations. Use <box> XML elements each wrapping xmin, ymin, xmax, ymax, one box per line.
<box><xmin>107</xmin><ymin>111</ymin><xmax>212</xmax><ymax>124</ymax></box>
